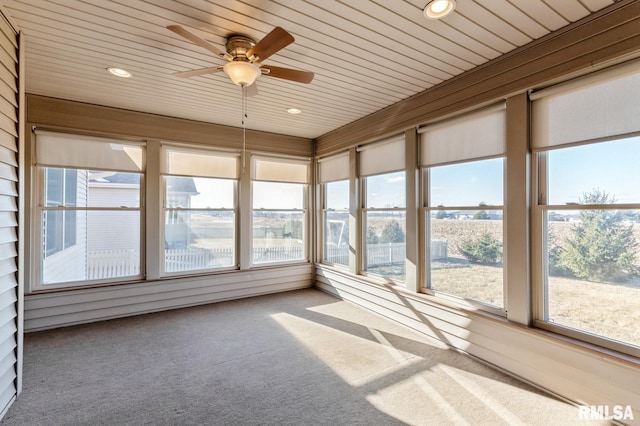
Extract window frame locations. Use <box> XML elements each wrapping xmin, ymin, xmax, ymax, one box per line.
<box><xmin>360</xmin><ymin>170</ymin><xmax>407</xmax><ymax>282</ymax></box>
<box><xmin>321</xmin><ymin>179</ymin><xmax>350</xmax><ymax>268</ymax></box>
<box><xmin>530</xmin><ymin>63</ymin><xmax>640</xmax><ymax>357</ymax></box>
<box><xmin>417</xmin><ymin>103</ymin><xmax>507</xmax><ymax>315</ymax></box>
<box><xmin>34</xmin><ymin>166</ymin><xmax>145</xmax><ymax>290</ymax></box>
<box><xmin>532</xmin><ymin>145</ymin><xmax>640</xmax><ymax>357</ymax></box>
<box><xmin>160</xmin><ymin>145</ymin><xmax>240</xmax><ymax>276</ymax></box>
<box><xmin>250</xmin><ymin>155</ymin><xmax>310</xmax><ymax>267</ymax></box>
<box><xmin>161</xmin><ymin>176</ymin><xmax>238</xmax><ymax>276</ymax></box>
<box><xmin>422</xmin><ymin>158</ymin><xmax>506</xmax><ymax>316</ymax></box>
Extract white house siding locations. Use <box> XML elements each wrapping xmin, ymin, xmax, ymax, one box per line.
<box><xmin>86</xmin><ymin>184</ymin><xmax>140</xmax><ymax>252</ymax></box>
<box><xmin>41</xmin><ymin>170</ymin><xmax>88</xmax><ymax>284</ymax></box>
<box><xmin>41</xmin><ymin>237</ymin><xmax>86</xmax><ymax>284</ymax></box>
<box><xmin>0</xmin><ymin>9</ymin><xmax>19</xmax><ymax>419</ymax></box>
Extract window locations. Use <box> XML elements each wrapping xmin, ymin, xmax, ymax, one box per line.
<box><xmin>323</xmin><ymin>180</ymin><xmax>350</xmax><ymax>267</ymax></box>
<box><xmin>426</xmin><ymin>159</ymin><xmax>504</xmax><ymax>308</ymax></box>
<box><xmin>162</xmin><ymin>146</ymin><xmax>239</xmax><ymax>274</ymax></box>
<box><xmin>35</xmin><ymin>132</ymin><xmax>144</xmax><ymax>287</ymax></box>
<box><xmin>252</xmin><ymin>156</ymin><xmax>309</xmax><ymax>265</ymax></box>
<box><xmin>532</xmin><ymin>66</ymin><xmax>640</xmax><ymax>354</ymax></box>
<box><xmin>44</xmin><ymin>168</ymin><xmax>77</xmax><ymax>256</ymax></box>
<box><xmin>420</xmin><ymin>104</ymin><xmax>506</xmax><ymax>310</ymax></box>
<box><xmin>363</xmin><ymin>171</ymin><xmax>406</xmax><ymax>281</ymax></box>
<box><xmin>359</xmin><ymin>136</ymin><xmax>406</xmax><ymax>282</ymax></box>
<box><xmin>319</xmin><ymin>153</ymin><xmax>350</xmax><ymax>267</ymax></box>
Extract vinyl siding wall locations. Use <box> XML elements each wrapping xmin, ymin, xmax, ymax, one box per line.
<box><xmin>0</xmin><ymin>10</ymin><xmax>18</xmax><ymax>419</ymax></box>
<box><xmin>25</xmin><ymin>264</ymin><xmax>313</xmax><ymax>331</ymax></box>
<box><xmin>86</xmin><ymin>184</ymin><xmax>139</xmax><ymax>253</ymax></box>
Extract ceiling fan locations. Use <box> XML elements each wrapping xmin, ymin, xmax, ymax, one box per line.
<box><xmin>167</xmin><ymin>24</ymin><xmax>314</xmax><ymax>93</ymax></box>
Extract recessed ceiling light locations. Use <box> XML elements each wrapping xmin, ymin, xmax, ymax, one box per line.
<box><xmin>287</xmin><ymin>108</ymin><xmax>302</xmax><ymax>114</ymax></box>
<box><xmin>107</xmin><ymin>67</ymin><xmax>133</xmax><ymax>78</ymax></box>
<box><xmin>423</xmin><ymin>0</ymin><xmax>456</xmax><ymax>19</ymax></box>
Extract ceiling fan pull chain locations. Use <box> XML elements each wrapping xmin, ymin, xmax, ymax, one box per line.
<box><xmin>242</xmin><ymin>85</ymin><xmax>247</xmax><ymax>175</ymax></box>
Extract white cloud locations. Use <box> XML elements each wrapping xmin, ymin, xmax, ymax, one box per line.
<box><xmin>386</xmin><ymin>176</ymin><xmax>405</xmax><ymax>183</ymax></box>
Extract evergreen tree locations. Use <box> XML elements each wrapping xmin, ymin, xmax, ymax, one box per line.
<box><xmin>380</xmin><ymin>220</ymin><xmax>405</xmax><ymax>243</ymax></box>
<box><xmin>435</xmin><ymin>210</ymin><xmax>449</xmax><ymax>219</ymax></box>
<box><xmin>366</xmin><ymin>226</ymin><xmax>379</xmax><ymax>244</ymax></box>
<box><xmin>559</xmin><ymin>189</ymin><xmax>637</xmax><ymax>282</ymax></box>
<box><xmin>474</xmin><ymin>210</ymin><xmax>490</xmax><ymax>220</ymax></box>
<box><xmin>459</xmin><ymin>233</ymin><xmax>502</xmax><ymax>264</ymax></box>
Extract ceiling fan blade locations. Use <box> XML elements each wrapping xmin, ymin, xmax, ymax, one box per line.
<box><xmin>247</xmin><ymin>27</ymin><xmax>294</xmax><ymax>63</ymax></box>
<box><xmin>172</xmin><ymin>66</ymin><xmax>223</xmax><ymax>78</ymax></box>
<box><xmin>167</xmin><ymin>25</ymin><xmax>232</xmax><ymax>61</ymax></box>
<box><xmin>261</xmin><ymin>65</ymin><xmax>314</xmax><ymax>84</ymax></box>
<box><xmin>245</xmin><ymin>83</ymin><xmax>259</xmax><ymax>97</ymax></box>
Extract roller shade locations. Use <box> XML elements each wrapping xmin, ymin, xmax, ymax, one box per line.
<box><xmin>35</xmin><ymin>131</ymin><xmax>145</xmax><ymax>172</ymax></box>
<box><xmin>253</xmin><ymin>156</ymin><xmax>309</xmax><ymax>183</ymax></box>
<box><xmin>531</xmin><ymin>64</ymin><xmax>640</xmax><ymax>150</ymax></box>
<box><xmin>419</xmin><ymin>103</ymin><xmax>505</xmax><ymax>167</ymax></box>
<box><xmin>318</xmin><ymin>152</ymin><xmax>349</xmax><ymax>183</ymax></box>
<box><xmin>358</xmin><ymin>135</ymin><xmax>405</xmax><ymax>177</ymax></box>
<box><xmin>162</xmin><ymin>146</ymin><xmax>239</xmax><ymax>179</ymax></box>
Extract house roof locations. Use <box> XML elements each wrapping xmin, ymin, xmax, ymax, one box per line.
<box><xmin>91</xmin><ymin>173</ymin><xmax>140</xmax><ymax>185</ymax></box>
<box><xmin>3</xmin><ymin>0</ymin><xmax>620</xmax><ymax>139</ymax></box>
<box><xmin>91</xmin><ymin>172</ymin><xmax>198</xmax><ymax>194</ymax></box>
<box><xmin>166</xmin><ymin>177</ymin><xmax>198</xmax><ymax>194</ymax></box>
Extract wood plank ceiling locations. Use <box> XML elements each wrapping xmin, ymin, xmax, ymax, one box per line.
<box><xmin>4</xmin><ymin>0</ymin><xmax>616</xmax><ymax>139</ymax></box>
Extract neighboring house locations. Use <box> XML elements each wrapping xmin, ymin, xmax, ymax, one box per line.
<box><xmin>42</xmin><ymin>169</ymin><xmax>88</xmax><ymax>284</ymax></box>
<box><xmin>88</xmin><ymin>172</ymin><xmax>200</xmax><ymax>251</ymax></box>
<box><xmin>87</xmin><ymin>172</ymin><xmax>141</xmax><ymax>253</ymax></box>
<box><xmin>44</xmin><ymin>171</ymin><xmax>199</xmax><ymax>283</ymax></box>
<box><xmin>163</xmin><ymin>175</ymin><xmax>199</xmax><ymax>249</ymax></box>
<box><xmin>90</xmin><ymin>172</ymin><xmax>199</xmax><ymax>251</ymax></box>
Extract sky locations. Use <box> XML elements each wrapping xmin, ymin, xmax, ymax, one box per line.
<box><xmin>547</xmin><ymin>136</ymin><xmax>640</xmax><ymax>205</ymax></box>
<box><xmin>357</xmin><ymin>136</ymin><xmax>639</xmax><ymax>209</ymax></box>
<box><xmin>184</xmin><ymin>178</ymin><xmax>305</xmax><ymax>209</ymax></box>
<box><xmin>188</xmin><ymin>178</ymin><xmax>234</xmax><ymax>208</ymax></box>
<box><xmin>430</xmin><ymin>158</ymin><xmax>503</xmax><ymax>207</ymax></box>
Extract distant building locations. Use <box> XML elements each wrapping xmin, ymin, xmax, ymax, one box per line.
<box><xmin>435</xmin><ymin>210</ymin><xmax>503</xmax><ymax>220</ymax></box>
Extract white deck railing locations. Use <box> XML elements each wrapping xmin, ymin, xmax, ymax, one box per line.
<box><xmin>325</xmin><ymin>240</ymin><xmax>447</xmax><ymax>265</ymax></box>
<box><xmin>87</xmin><ymin>240</ymin><xmax>448</xmax><ymax>279</ymax></box>
<box><xmin>87</xmin><ymin>249</ymin><xmax>139</xmax><ymax>280</ymax></box>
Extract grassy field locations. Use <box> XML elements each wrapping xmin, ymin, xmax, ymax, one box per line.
<box><xmin>429</xmin><ymin>257</ymin><xmax>639</xmax><ymax>347</ymax></box>
<box><xmin>429</xmin><ymin>218</ymin><xmax>640</xmax><ymax>347</ymax></box>
<box><xmin>430</xmin><ymin>260</ymin><xmax>503</xmax><ymax>307</ymax></box>
<box><xmin>548</xmin><ymin>275</ymin><xmax>640</xmax><ymax>346</ymax></box>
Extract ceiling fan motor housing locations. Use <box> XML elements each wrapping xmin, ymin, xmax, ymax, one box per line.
<box><xmin>226</xmin><ymin>35</ymin><xmax>256</xmax><ymax>61</ymax></box>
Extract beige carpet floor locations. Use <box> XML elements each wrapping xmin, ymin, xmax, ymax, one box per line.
<box><xmin>1</xmin><ymin>288</ymin><xmax>608</xmax><ymax>425</ymax></box>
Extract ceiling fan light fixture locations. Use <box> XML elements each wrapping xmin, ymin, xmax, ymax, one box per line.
<box><xmin>423</xmin><ymin>0</ymin><xmax>456</xmax><ymax>19</ymax></box>
<box><xmin>223</xmin><ymin>61</ymin><xmax>261</xmax><ymax>86</ymax></box>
